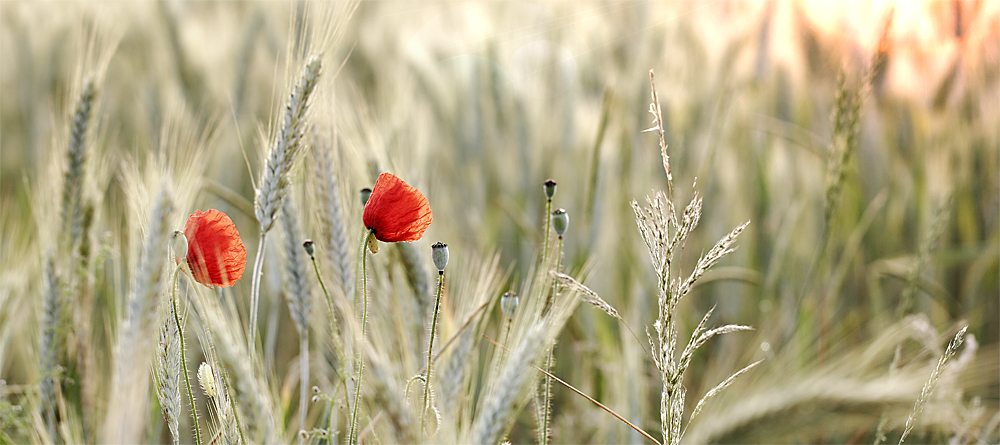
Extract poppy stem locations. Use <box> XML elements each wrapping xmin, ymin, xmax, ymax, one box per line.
<box><xmin>542</xmin><ymin>198</ymin><xmax>552</xmax><ymax>264</ymax></box>
<box><xmin>540</xmin><ymin>235</ymin><xmax>564</xmax><ymax>445</ymax></box>
<box><xmin>308</xmin><ymin>253</ymin><xmax>350</xmax><ymax>416</ymax></box>
<box><xmin>348</xmin><ymin>229</ymin><xmax>373</xmax><ymax>445</ymax></box>
<box><xmin>249</xmin><ymin>233</ymin><xmax>268</xmax><ymax>357</ymax></box>
<box><xmin>172</xmin><ymin>264</ymin><xmax>203</xmax><ymax>445</ymax></box>
<box><xmin>421</xmin><ymin>270</ymin><xmax>445</xmax><ymax>435</ymax></box>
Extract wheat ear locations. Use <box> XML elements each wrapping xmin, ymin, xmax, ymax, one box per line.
<box><xmin>250</xmin><ymin>55</ymin><xmax>322</xmax><ymax>355</ymax></box>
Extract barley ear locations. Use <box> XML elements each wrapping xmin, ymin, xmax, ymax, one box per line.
<box><xmin>254</xmin><ymin>56</ymin><xmax>323</xmax><ymax>234</ymax></box>
<box><xmin>60</xmin><ymin>76</ymin><xmax>97</xmax><ymax>252</ymax></box>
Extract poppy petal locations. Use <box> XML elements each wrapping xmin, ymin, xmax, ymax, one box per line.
<box><xmin>362</xmin><ymin>173</ymin><xmax>433</xmax><ymax>243</ymax></box>
<box><xmin>184</xmin><ymin>209</ymin><xmax>247</xmax><ymax>287</ymax></box>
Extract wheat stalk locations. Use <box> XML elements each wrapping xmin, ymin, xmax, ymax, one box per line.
<box><xmin>250</xmin><ymin>55</ymin><xmax>322</xmax><ymax>355</ymax></box>
<box><xmin>104</xmin><ymin>185</ymin><xmax>174</xmax><ymax>443</ymax></box>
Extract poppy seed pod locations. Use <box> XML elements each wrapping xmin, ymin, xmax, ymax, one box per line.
<box><xmin>303</xmin><ymin>239</ymin><xmax>315</xmax><ymax>257</ymax></box>
<box><xmin>544</xmin><ymin>179</ymin><xmax>557</xmax><ymax>200</ymax></box>
<box><xmin>551</xmin><ymin>208</ymin><xmax>569</xmax><ymax>237</ymax></box>
<box><xmin>431</xmin><ymin>242</ymin><xmax>449</xmax><ymax>273</ymax></box>
<box><xmin>360</xmin><ymin>188</ymin><xmax>372</xmax><ymax>206</ymax></box>
<box><xmin>500</xmin><ymin>291</ymin><xmax>519</xmax><ymax>321</ymax></box>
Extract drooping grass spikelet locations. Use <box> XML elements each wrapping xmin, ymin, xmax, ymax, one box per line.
<box><xmin>60</xmin><ymin>76</ymin><xmax>97</xmax><ymax>251</ymax></box>
<box><xmin>154</xmin><ymin>300</ymin><xmax>183</xmax><ymax>445</ymax></box>
<box><xmin>898</xmin><ymin>325</ymin><xmax>968</xmax><ymax>444</ymax></box>
<box><xmin>104</xmin><ymin>184</ymin><xmax>175</xmax><ymax>443</ymax></box>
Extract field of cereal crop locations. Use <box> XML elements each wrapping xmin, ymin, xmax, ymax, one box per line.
<box><xmin>1</xmin><ymin>1</ymin><xmax>997</xmax><ymax>444</ymax></box>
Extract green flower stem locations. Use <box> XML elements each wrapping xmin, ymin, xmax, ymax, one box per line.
<box><xmin>171</xmin><ymin>265</ymin><xmax>203</xmax><ymax>445</ymax></box>
<box><xmin>542</xmin><ymin>198</ymin><xmax>552</xmax><ymax>263</ymax></box>
<box><xmin>421</xmin><ymin>271</ymin><xmax>445</xmax><ymax>435</ymax></box>
<box><xmin>348</xmin><ymin>230</ymin><xmax>373</xmax><ymax>445</ymax></box>
<box><xmin>308</xmin><ymin>253</ymin><xmax>350</xmax><ymax>415</ymax></box>
<box><xmin>540</xmin><ymin>235</ymin><xmax>564</xmax><ymax>445</ymax></box>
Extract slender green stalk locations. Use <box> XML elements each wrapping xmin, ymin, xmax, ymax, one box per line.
<box><xmin>348</xmin><ymin>230</ymin><xmax>373</xmax><ymax>445</ymax></box>
<box><xmin>307</xmin><ymin>249</ymin><xmax>351</xmax><ymax>441</ymax></box>
<box><xmin>249</xmin><ymin>234</ymin><xmax>267</xmax><ymax>355</ymax></box>
<box><xmin>299</xmin><ymin>333</ymin><xmax>309</xmax><ymax>443</ymax></box>
<box><xmin>540</xmin><ymin>236</ymin><xmax>564</xmax><ymax>445</ymax></box>
<box><xmin>421</xmin><ymin>271</ymin><xmax>445</xmax><ymax>434</ymax></box>
<box><xmin>541</xmin><ymin>198</ymin><xmax>552</xmax><ymax>263</ymax></box>
<box><xmin>309</xmin><ymin>249</ymin><xmax>348</xmax><ymax>379</ymax></box>
<box><xmin>171</xmin><ymin>266</ymin><xmax>203</xmax><ymax>445</ymax></box>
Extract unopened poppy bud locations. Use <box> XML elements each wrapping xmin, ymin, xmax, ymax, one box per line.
<box><xmin>501</xmin><ymin>291</ymin><xmax>519</xmax><ymax>321</ymax></box>
<box><xmin>171</xmin><ymin>230</ymin><xmax>188</xmax><ymax>264</ymax></box>
<box><xmin>360</xmin><ymin>188</ymin><xmax>372</xmax><ymax>206</ymax></box>
<box><xmin>303</xmin><ymin>239</ymin><xmax>315</xmax><ymax>257</ymax></box>
<box><xmin>431</xmin><ymin>242</ymin><xmax>449</xmax><ymax>273</ymax></box>
<box><xmin>544</xmin><ymin>179</ymin><xmax>557</xmax><ymax>200</ymax></box>
<box><xmin>551</xmin><ymin>208</ymin><xmax>568</xmax><ymax>237</ymax></box>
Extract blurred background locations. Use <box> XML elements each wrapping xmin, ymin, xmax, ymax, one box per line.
<box><xmin>1</xmin><ymin>1</ymin><xmax>997</xmax><ymax>443</ymax></box>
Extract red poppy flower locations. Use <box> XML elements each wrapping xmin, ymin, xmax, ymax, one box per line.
<box><xmin>182</xmin><ymin>209</ymin><xmax>247</xmax><ymax>287</ymax></box>
<box><xmin>363</xmin><ymin>173</ymin><xmax>432</xmax><ymax>244</ymax></box>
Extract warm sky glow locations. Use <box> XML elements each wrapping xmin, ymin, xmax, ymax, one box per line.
<box><xmin>794</xmin><ymin>0</ymin><xmax>999</xmax><ymax>101</ymax></box>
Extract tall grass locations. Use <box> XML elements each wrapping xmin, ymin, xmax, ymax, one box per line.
<box><xmin>0</xmin><ymin>1</ymin><xmax>996</xmax><ymax>444</ymax></box>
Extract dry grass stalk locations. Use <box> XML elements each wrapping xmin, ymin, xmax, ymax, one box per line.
<box><xmin>103</xmin><ymin>185</ymin><xmax>174</xmax><ymax>443</ymax></box>
<box><xmin>639</xmin><ymin>70</ymin><xmax>754</xmax><ymax>445</ymax></box>
<box><xmin>898</xmin><ymin>325</ymin><xmax>968</xmax><ymax>444</ymax></box>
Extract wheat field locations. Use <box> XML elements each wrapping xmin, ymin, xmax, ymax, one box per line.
<box><xmin>0</xmin><ymin>1</ymin><xmax>997</xmax><ymax>444</ymax></box>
